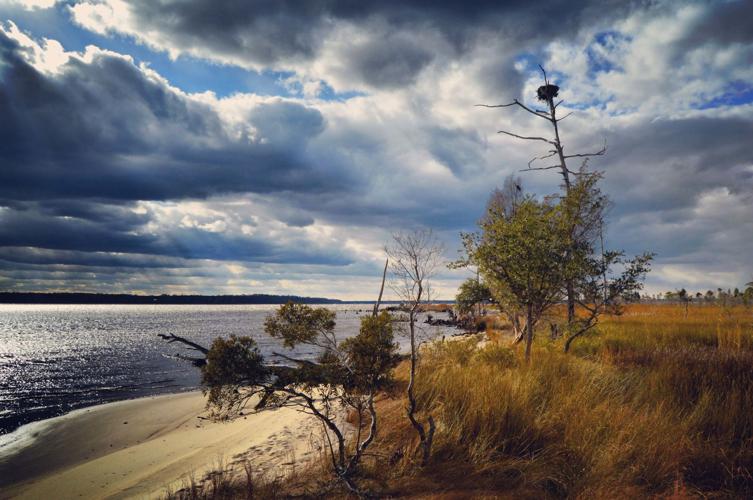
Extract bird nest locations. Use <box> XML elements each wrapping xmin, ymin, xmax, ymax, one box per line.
<box><xmin>537</xmin><ymin>84</ymin><xmax>559</xmax><ymax>102</ymax></box>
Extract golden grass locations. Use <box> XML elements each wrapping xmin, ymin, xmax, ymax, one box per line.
<box><xmin>396</xmin><ymin>303</ymin><xmax>753</xmax><ymax>498</ymax></box>
<box><xmin>168</xmin><ymin>303</ymin><xmax>753</xmax><ymax>498</ymax></box>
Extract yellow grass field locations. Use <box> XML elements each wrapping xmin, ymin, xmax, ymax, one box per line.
<box><xmin>354</xmin><ymin>303</ymin><xmax>753</xmax><ymax>498</ymax></box>
<box><xmin>169</xmin><ymin>303</ymin><xmax>753</xmax><ymax>498</ymax></box>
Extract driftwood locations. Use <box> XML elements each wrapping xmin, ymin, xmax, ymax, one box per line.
<box><xmin>158</xmin><ymin>333</ymin><xmax>210</xmax><ymax>366</ymax></box>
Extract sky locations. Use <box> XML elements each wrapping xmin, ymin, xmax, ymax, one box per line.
<box><xmin>0</xmin><ymin>0</ymin><xmax>751</xmax><ymax>300</ymax></box>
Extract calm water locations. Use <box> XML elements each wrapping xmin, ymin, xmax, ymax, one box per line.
<box><xmin>0</xmin><ymin>304</ymin><xmax>449</xmax><ymax>437</ymax></box>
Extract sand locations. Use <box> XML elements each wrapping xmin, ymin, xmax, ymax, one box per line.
<box><xmin>0</xmin><ymin>392</ymin><xmax>324</xmax><ymax>499</ymax></box>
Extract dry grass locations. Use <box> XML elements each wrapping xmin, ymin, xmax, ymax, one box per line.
<box><xmin>398</xmin><ymin>303</ymin><xmax>753</xmax><ymax>498</ymax></box>
<box><xmin>167</xmin><ymin>303</ymin><xmax>753</xmax><ymax>498</ymax></box>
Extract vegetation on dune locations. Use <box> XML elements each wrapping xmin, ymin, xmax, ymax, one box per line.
<box><xmin>165</xmin><ymin>304</ymin><xmax>753</xmax><ymax>499</ymax></box>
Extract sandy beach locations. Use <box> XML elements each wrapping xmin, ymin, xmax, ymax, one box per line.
<box><xmin>0</xmin><ymin>392</ymin><xmax>323</xmax><ymax>499</ymax></box>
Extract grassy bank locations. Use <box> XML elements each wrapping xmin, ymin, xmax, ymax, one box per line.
<box><xmin>168</xmin><ymin>303</ymin><xmax>753</xmax><ymax>498</ymax></box>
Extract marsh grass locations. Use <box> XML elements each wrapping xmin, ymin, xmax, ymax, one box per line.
<box><xmin>396</xmin><ymin>303</ymin><xmax>753</xmax><ymax>497</ymax></box>
<box><xmin>167</xmin><ymin>303</ymin><xmax>753</xmax><ymax>498</ymax></box>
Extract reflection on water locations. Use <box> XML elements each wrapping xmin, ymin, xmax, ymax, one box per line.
<box><xmin>0</xmin><ymin>304</ymin><xmax>450</xmax><ymax>436</ymax></box>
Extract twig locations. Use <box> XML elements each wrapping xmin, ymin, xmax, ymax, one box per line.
<box><xmin>563</xmin><ymin>140</ymin><xmax>607</xmax><ymax>160</ymax></box>
<box><xmin>520</xmin><ymin>165</ymin><xmax>562</xmax><ymax>172</ymax></box>
<box><xmin>528</xmin><ymin>150</ymin><xmax>558</xmax><ymax>168</ymax></box>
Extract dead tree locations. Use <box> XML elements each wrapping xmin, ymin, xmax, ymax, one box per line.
<box><xmin>386</xmin><ymin>229</ymin><xmax>444</xmax><ymax>465</ymax></box>
<box><xmin>478</xmin><ymin>65</ymin><xmax>606</xmax><ymax>325</ymax></box>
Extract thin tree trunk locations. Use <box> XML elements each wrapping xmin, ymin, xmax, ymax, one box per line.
<box><xmin>525</xmin><ymin>304</ymin><xmax>534</xmax><ymax>362</ymax></box>
<box><xmin>566</xmin><ymin>283</ymin><xmax>576</xmax><ymax>325</ymax></box>
<box><xmin>564</xmin><ymin>333</ymin><xmax>575</xmax><ymax>353</ymax></box>
<box><xmin>406</xmin><ymin>298</ymin><xmax>433</xmax><ymax>465</ymax></box>
<box><xmin>373</xmin><ymin>259</ymin><xmax>388</xmax><ymax>317</ymax></box>
<box><xmin>545</xmin><ymin>89</ymin><xmax>579</xmax><ymax>327</ymax></box>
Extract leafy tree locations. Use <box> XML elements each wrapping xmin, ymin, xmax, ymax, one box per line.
<box><xmin>468</xmin><ymin>175</ymin><xmax>652</xmax><ymax>358</ymax></box>
<box><xmin>743</xmin><ymin>282</ymin><xmax>753</xmax><ymax>305</ymax></box>
<box><xmin>455</xmin><ymin>277</ymin><xmax>492</xmax><ymax>318</ymax></box>
<box><xmin>552</xmin><ymin>174</ymin><xmax>653</xmax><ymax>352</ymax></box>
<box><xmin>474</xmin><ymin>195</ymin><xmax>570</xmax><ymax>362</ymax></box>
<box><xmin>164</xmin><ymin>303</ymin><xmax>399</xmax><ymax>495</ymax></box>
<box><xmin>563</xmin><ymin>248</ymin><xmax>653</xmax><ymax>352</ymax></box>
<box><xmin>451</xmin><ymin>176</ymin><xmax>529</xmax><ymax>341</ymax></box>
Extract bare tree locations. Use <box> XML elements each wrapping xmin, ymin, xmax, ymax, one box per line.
<box><xmin>386</xmin><ymin>229</ymin><xmax>444</xmax><ymax>465</ymax></box>
<box><xmin>478</xmin><ymin>66</ymin><xmax>606</xmax><ymax>326</ymax></box>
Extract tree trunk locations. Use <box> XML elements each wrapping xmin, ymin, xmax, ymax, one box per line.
<box><xmin>406</xmin><ymin>302</ymin><xmax>434</xmax><ymax>465</ymax></box>
<box><xmin>546</xmin><ymin>93</ymin><xmax>577</xmax><ymax>327</ymax></box>
<box><xmin>567</xmin><ymin>282</ymin><xmax>576</xmax><ymax>325</ymax></box>
<box><xmin>373</xmin><ymin>259</ymin><xmax>388</xmax><ymax>317</ymax></box>
<box><xmin>564</xmin><ymin>334</ymin><xmax>575</xmax><ymax>353</ymax></box>
<box><xmin>525</xmin><ymin>304</ymin><xmax>534</xmax><ymax>362</ymax></box>
<box><xmin>406</xmin><ymin>307</ymin><xmax>427</xmax><ymax>459</ymax></box>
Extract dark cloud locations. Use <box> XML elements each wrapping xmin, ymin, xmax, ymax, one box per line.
<box><xmin>428</xmin><ymin>126</ymin><xmax>486</xmax><ymax>177</ymax></box>
<box><xmin>2</xmin><ymin>1</ymin><xmax>752</xmax><ymax>296</ymax></box>
<box><xmin>0</xmin><ymin>205</ymin><xmax>353</xmax><ymax>265</ymax></box>
<box><xmin>0</xmin><ymin>247</ymin><xmax>198</xmax><ymax>269</ymax></box>
<box><xmin>0</xmin><ymin>31</ymin><xmax>356</xmax><ymax>204</ymax></box>
<box><xmin>343</xmin><ymin>36</ymin><xmax>434</xmax><ymax>89</ymax></box>
<box><xmin>71</xmin><ymin>0</ymin><xmax>640</xmax><ymax>90</ymax></box>
<box><xmin>680</xmin><ymin>0</ymin><xmax>753</xmax><ymax>47</ymax></box>
<box><xmin>603</xmin><ymin>116</ymin><xmax>753</xmax><ymax>215</ymax></box>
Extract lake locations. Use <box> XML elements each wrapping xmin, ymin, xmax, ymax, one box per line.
<box><xmin>0</xmin><ymin>303</ymin><xmax>451</xmax><ymax>438</ymax></box>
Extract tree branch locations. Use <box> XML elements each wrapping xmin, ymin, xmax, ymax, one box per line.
<box><xmin>271</xmin><ymin>351</ymin><xmax>318</xmax><ymax>368</ymax></box>
<box><xmin>528</xmin><ymin>150</ymin><xmax>558</xmax><ymax>168</ymax></box>
<box><xmin>498</xmin><ymin>130</ymin><xmax>556</xmax><ymax>145</ymax></box>
<box><xmin>563</xmin><ymin>143</ymin><xmax>607</xmax><ymax>160</ymax></box>
<box><xmin>373</xmin><ymin>258</ymin><xmax>388</xmax><ymax>317</ymax></box>
<box><xmin>476</xmin><ymin>100</ymin><xmax>551</xmax><ymax>121</ymax></box>
<box><xmin>157</xmin><ymin>333</ymin><xmax>209</xmax><ymax>354</ymax></box>
<box><xmin>520</xmin><ymin>164</ymin><xmax>562</xmax><ymax>172</ymax></box>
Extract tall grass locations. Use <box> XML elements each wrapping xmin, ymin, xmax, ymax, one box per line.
<box><xmin>406</xmin><ymin>303</ymin><xmax>753</xmax><ymax>497</ymax></box>
<box><xmin>167</xmin><ymin>303</ymin><xmax>753</xmax><ymax>498</ymax></box>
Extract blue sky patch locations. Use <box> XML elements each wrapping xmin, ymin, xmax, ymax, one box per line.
<box><xmin>696</xmin><ymin>81</ymin><xmax>753</xmax><ymax>110</ymax></box>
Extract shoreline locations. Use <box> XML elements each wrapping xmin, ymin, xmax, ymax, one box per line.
<box><xmin>0</xmin><ymin>391</ymin><xmax>323</xmax><ymax>499</ymax></box>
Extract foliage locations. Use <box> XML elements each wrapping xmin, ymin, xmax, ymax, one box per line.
<box><xmin>340</xmin><ymin>312</ymin><xmax>400</xmax><ymax>392</ymax></box>
<box><xmin>197</xmin><ymin>302</ymin><xmax>399</xmax><ymax>495</ymax></box>
<box><xmin>455</xmin><ymin>278</ymin><xmax>492</xmax><ymax>317</ymax></box>
<box><xmin>463</xmin><ymin>173</ymin><xmax>652</xmax><ymax>356</ymax></box>
<box><xmin>473</xmin><ymin>194</ymin><xmax>570</xmax><ymax>360</ymax></box>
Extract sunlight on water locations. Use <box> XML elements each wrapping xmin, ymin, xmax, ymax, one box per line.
<box><xmin>0</xmin><ymin>304</ymin><xmax>449</xmax><ymax>436</ymax></box>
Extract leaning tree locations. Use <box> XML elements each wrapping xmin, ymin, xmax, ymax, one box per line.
<box><xmin>160</xmin><ymin>269</ymin><xmax>398</xmax><ymax>496</ymax></box>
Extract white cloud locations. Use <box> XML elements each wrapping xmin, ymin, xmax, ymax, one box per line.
<box><xmin>1</xmin><ymin>0</ymin><xmax>59</xmax><ymax>10</ymax></box>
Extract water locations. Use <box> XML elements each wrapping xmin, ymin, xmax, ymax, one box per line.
<box><xmin>0</xmin><ymin>304</ymin><xmax>451</xmax><ymax>437</ymax></box>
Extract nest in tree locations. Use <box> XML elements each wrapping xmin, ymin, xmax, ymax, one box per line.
<box><xmin>537</xmin><ymin>84</ymin><xmax>559</xmax><ymax>102</ymax></box>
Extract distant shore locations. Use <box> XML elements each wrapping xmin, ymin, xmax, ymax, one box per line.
<box><xmin>0</xmin><ymin>292</ymin><xmax>344</xmax><ymax>305</ymax></box>
<box><xmin>0</xmin><ymin>392</ymin><xmax>322</xmax><ymax>499</ymax></box>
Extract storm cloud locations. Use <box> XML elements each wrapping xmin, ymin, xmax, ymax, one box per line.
<box><xmin>0</xmin><ymin>0</ymin><xmax>752</xmax><ymax>298</ymax></box>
